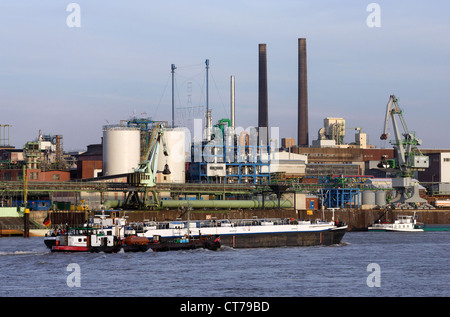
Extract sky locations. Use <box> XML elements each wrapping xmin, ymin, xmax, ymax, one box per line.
<box><xmin>1</xmin><ymin>0</ymin><xmax>449</xmax><ymax>152</ymax></box>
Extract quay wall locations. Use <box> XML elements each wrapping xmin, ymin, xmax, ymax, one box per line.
<box><xmin>123</xmin><ymin>209</ymin><xmax>450</xmax><ymax>231</ymax></box>
<box><xmin>28</xmin><ymin>208</ymin><xmax>450</xmax><ymax>231</ymax></box>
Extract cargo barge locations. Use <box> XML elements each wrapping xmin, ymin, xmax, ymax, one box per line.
<box><xmin>137</xmin><ymin>218</ymin><xmax>347</xmax><ymax>248</ymax></box>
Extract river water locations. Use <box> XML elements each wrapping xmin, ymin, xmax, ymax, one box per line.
<box><xmin>0</xmin><ymin>231</ymin><xmax>448</xmax><ymax>298</ymax></box>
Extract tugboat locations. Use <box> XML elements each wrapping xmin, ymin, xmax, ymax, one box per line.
<box><xmin>48</xmin><ymin>228</ymin><xmax>220</xmax><ymax>253</ymax></box>
<box><xmin>44</xmin><ymin>211</ymin><xmax>221</xmax><ymax>253</ymax></box>
<box><xmin>368</xmin><ymin>214</ymin><xmax>424</xmax><ymax>232</ymax></box>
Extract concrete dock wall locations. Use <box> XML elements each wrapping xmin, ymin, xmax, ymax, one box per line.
<box><xmin>25</xmin><ymin>208</ymin><xmax>450</xmax><ymax>232</ymax></box>
<box><xmin>120</xmin><ymin>208</ymin><xmax>450</xmax><ymax>231</ymax></box>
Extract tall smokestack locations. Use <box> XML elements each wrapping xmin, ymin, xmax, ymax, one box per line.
<box><xmin>230</xmin><ymin>75</ymin><xmax>235</xmax><ymax>129</ymax></box>
<box><xmin>298</xmin><ymin>38</ymin><xmax>309</xmax><ymax>147</ymax></box>
<box><xmin>258</xmin><ymin>43</ymin><xmax>268</xmax><ymax>145</ymax></box>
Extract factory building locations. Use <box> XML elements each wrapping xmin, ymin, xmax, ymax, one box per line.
<box><xmin>76</xmin><ymin>144</ymin><xmax>102</xmax><ymax>179</ymax></box>
<box><xmin>189</xmin><ymin>122</ymin><xmax>271</xmax><ymax>184</ymax></box>
<box><xmin>290</xmin><ymin>147</ymin><xmax>395</xmax><ymax>176</ymax></box>
<box><xmin>0</xmin><ymin>131</ymin><xmax>71</xmax><ymax>182</ymax></box>
<box><xmin>416</xmin><ymin>151</ymin><xmax>450</xmax><ymax>196</ymax></box>
<box><xmin>2</xmin><ymin>36</ymin><xmax>450</xmax><ymax>214</ymax></box>
<box><xmin>418</xmin><ymin>151</ymin><xmax>450</xmax><ymax>183</ymax></box>
<box><xmin>281</xmin><ymin>138</ymin><xmax>296</xmax><ymax>150</ymax></box>
<box><xmin>311</xmin><ymin>117</ymin><xmax>369</xmax><ymax>149</ymax></box>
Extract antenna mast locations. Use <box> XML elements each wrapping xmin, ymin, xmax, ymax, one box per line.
<box><xmin>171</xmin><ymin>63</ymin><xmax>176</xmax><ymax>128</ymax></box>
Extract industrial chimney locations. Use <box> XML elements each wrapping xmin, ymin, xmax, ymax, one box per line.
<box><xmin>230</xmin><ymin>75</ymin><xmax>235</xmax><ymax>129</ymax></box>
<box><xmin>298</xmin><ymin>38</ymin><xmax>309</xmax><ymax>147</ymax></box>
<box><xmin>258</xmin><ymin>43</ymin><xmax>268</xmax><ymax>146</ymax></box>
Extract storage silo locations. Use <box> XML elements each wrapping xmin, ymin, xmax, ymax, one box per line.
<box><xmin>375</xmin><ymin>190</ymin><xmax>387</xmax><ymax>207</ymax></box>
<box><xmin>362</xmin><ymin>190</ymin><xmax>376</xmax><ymax>206</ymax></box>
<box><xmin>103</xmin><ymin>126</ymin><xmax>141</xmax><ymax>176</ymax></box>
<box><xmin>157</xmin><ymin>128</ymin><xmax>186</xmax><ymax>183</ymax></box>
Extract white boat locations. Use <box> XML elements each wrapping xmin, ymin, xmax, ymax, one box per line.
<box><xmin>368</xmin><ymin>215</ymin><xmax>423</xmax><ymax>232</ymax></box>
<box><xmin>368</xmin><ymin>222</ymin><xmax>393</xmax><ymax>232</ymax></box>
<box><xmin>136</xmin><ymin>218</ymin><xmax>347</xmax><ymax>248</ymax></box>
<box><xmin>43</xmin><ymin>213</ymin><xmax>150</xmax><ymax>252</ymax></box>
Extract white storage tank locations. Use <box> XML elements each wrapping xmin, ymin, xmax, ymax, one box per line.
<box><xmin>103</xmin><ymin>126</ymin><xmax>141</xmax><ymax>176</ymax></box>
<box><xmin>157</xmin><ymin>128</ymin><xmax>186</xmax><ymax>183</ymax></box>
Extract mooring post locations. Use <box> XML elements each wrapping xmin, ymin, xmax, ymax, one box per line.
<box><xmin>23</xmin><ymin>208</ymin><xmax>30</xmax><ymax>238</ymax></box>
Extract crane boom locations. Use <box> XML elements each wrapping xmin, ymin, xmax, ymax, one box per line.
<box><xmin>380</xmin><ymin>95</ymin><xmax>428</xmax><ymax>176</ymax></box>
<box><xmin>125</xmin><ymin>123</ymin><xmax>170</xmax><ymax>208</ymax></box>
<box><xmin>378</xmin><ymin>95</ymin><xmax>433</xmax><ymax>209</ymax></box>
<box><xmin>131</xmin><ymin>123</ymin><xmax>170</xmax><ymax>187</ymax></box>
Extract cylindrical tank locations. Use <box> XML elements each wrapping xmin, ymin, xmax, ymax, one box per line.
<box><xmin>362</xmin><ymin>190</ymin><xmax>376</xmax><ymax>206</ymax></box>
<box><xmin>375</xmin><ymin>190</ymin><xmax>387</xmax><ymax>207</ymax></box>
<box><xmin>103</xmin><ymin>126</ymin><xmax>141</xmax><ymax>176</ymax></box>
<box><xmin>225</xmin><ymin>126</ymin><xmax>234</xmax><ymax>163</ymax></box>
<box><xmin>157</xmin><ymin>128</ymin><xmax>186</xmax><ymax>183</ymax></box>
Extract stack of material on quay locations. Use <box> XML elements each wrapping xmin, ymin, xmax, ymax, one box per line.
<box><xmin>0</xmin><ymin>207</ymin><xmax>47</xmax><ymax>237</ymax></box>
<box><xmin>0</xmin><ymin>207</ymin><xmax>24</xmax><ymax>236</ymax></box>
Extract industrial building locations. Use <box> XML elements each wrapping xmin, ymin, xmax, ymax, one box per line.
<box><xmin>1</xmin><ymin>37</ymin><xmax>450</xmax><ymax>218</ymax></box>
<box><xmin>75</xmin><ymin>144</ymin><xmax>102</xmax><ymax>179</ymax></box>
<box><xmin>418</xmin><ymin>151</ymin><xmax>450</xmax><ymax>183</ymax></box>
<box><xmin>0</xmin><ymin>131</ymin><xmax>71</xmax><ymax>183</ymax></box>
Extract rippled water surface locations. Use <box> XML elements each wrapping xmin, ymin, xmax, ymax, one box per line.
<box><xmin>1</xmin><ymin>231</ymin><xmax>449</xmax><ymax>297</ymax></box>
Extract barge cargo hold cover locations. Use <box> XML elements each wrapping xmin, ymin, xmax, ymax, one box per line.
<box><xmin>138</xmin><ymin>218</ymin><xmax>347</xmax><ymax>248</ymax></box>
<box><xmin>219</xmin><ymin>225</ymin><xmax>346</xmax><ymax>248</ymax></box>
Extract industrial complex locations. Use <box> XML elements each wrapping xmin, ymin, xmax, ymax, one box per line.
<box><xmin>1</xmin><ymin>38</ymin><xmax>450</xmax><ymax>236</ymax></box>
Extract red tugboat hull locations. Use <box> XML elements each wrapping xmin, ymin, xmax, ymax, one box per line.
<box><xmin>52</xmin><ymin>245</ymin><xmax>89</xmax><ymax>252</ymax></box>
<box><xmin>48</xmin><ymin>235</ymin><xmax>220</xmax><ymax>253</ymax></box>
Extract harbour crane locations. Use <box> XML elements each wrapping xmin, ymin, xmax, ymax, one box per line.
<box><xmin>378</xmin><ymin>95</ymin><xmax>433</xmax><ymax>209</ymax></box>
<box><xmin>125</xmin><ymin>123</ymin><xmax>171</xmax><ymax>208</ymax></box>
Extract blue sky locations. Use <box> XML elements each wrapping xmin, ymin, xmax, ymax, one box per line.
<box><xmin>1</xmin><ymin>1</ymin><xmax>449</xmax><ymax>151</ymax></box>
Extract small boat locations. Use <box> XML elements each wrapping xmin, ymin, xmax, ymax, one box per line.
<box><xmin>368</xmin><ymin>215</ymin><xmax>423</xmax><ymax>232</ymax></box>
<box><xmin>147</xmin><ymin>234</ymin><xmax>221</xmax><ymax>252</ymax></box>
<box><xmin>367</xmin><ymin>221</ymin><xmax>393</xmax><ymax>232</ymax></box>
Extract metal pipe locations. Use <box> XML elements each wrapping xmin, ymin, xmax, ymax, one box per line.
<box><xmin>205</xmin><ymin>59</ymin><xmax>209</xmax><ymax>114</ymax></box>
<box><xmin>161</xmin><ymin>199</ymin><xmax>292</xmax><ymax>209</ymax></box>
<box><xmin>230</xmin><ymin>75</ymin><xmax>235</xmax><ymax>128</ymax></box>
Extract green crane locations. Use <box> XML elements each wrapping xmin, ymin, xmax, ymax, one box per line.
<box><xmin>125</xmin><ymin>123</ymin><xmax>171</xmax><ymax>208</ymax></box>
<box><xmin>378</xmin><ymin>95</ymin><xmax>433</xmax><ymax>209</ymax></box>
